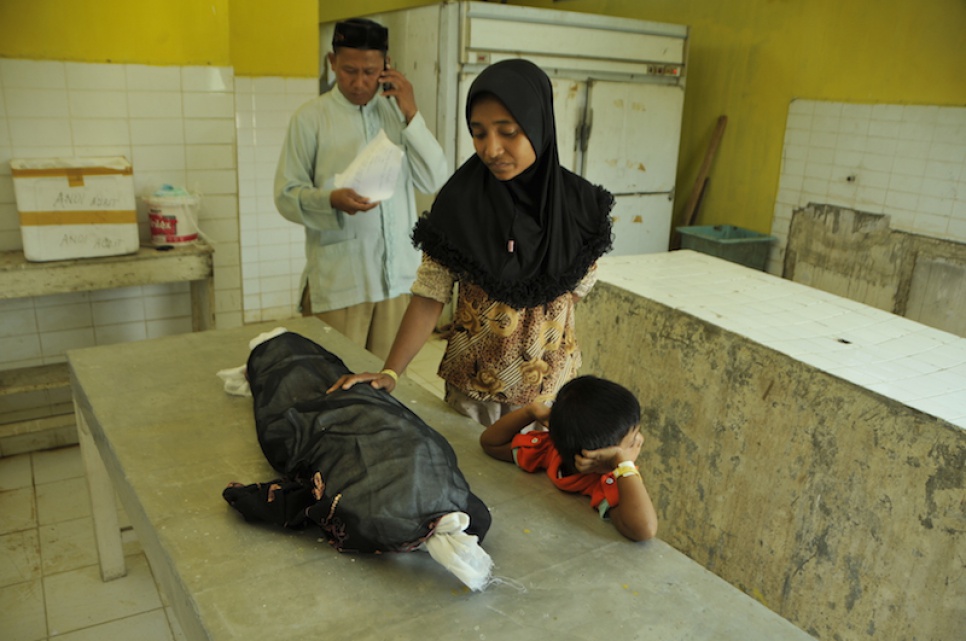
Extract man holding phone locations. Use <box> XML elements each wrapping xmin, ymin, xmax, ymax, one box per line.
<box><xmin>275</xmin><ymin>18</ymin><xmax>447</xmax><ymax>360</ymax></box>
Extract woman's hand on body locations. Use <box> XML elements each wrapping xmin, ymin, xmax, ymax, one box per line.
<box><xmin>326</xmin><ymin>371</ymin><xmax>396</xmax><ymax>394</ymax></box>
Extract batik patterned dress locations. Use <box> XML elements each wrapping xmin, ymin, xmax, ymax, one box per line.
<box><xmin>412</xmin><ymin>256</ymin><xmax>597</xmax><ymax>406</ymax></box>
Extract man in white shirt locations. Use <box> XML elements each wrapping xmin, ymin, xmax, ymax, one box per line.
<box><xmin>275</xmin><ymin>18</ymin><xmax>448</xmax><ymax>359</ymax></box>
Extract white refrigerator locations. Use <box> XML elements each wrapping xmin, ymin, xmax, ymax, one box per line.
<box><xmin>321</xmin><ymin>1</ymin><xmax>688</xmax><ymax>255</ymax></box>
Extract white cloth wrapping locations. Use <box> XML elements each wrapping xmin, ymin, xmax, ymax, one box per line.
<box><xmin>216</xmin><ymin>327</ymin><xmax>289</xmax><ymax>397</ymax></box>
<box><xmin>425</xmin><ymin>511</ymin><xmax>494</xmax><ymax>591</ymax></box>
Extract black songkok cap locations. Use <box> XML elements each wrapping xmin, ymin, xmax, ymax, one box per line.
<box><xmin>332</xmin><ymin>18</ymin><xmax>389</xmax><ymax>51</ymax></box>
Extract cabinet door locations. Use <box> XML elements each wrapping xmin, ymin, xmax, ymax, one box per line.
<box><xmin>581</xmin><ymin>80</ymin><xmax>684</xmax><ymax>194</ymax></box>
<box><xmin>609</xmin><ymin>193</ymin><xmax>674</xmax><ymax>255</ymax></box>
<box><xmin>455</xmin><ymin>73</ymin><xmax>586</xmax><ymax>174</ymax></box>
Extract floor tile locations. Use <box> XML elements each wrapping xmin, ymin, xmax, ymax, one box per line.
<box><xmin>47</xmin><ymin>522</ymin><xmax>141</xmax><ymax>570</ymax></box>
<box><xmin>51</xmin><ymin>608</ymin><xmax>174</xmax><ymax>641</ymax></box>
<box><xmin>0</xmin><ymin>577</ymin><xmax>47</xmax><ymax>641</ymax></box>
<box><xmin>0</xmin><ymin>528</ymin><xmax>41</xmax><ymax>587</ymax></box>
<box><xmin>32</xmin><ymin>445</ymin><xmax>85</xmax><ymax>485</ymax></box>
<box><xmin>35</xmin><ymin>476</ymin><xmax>90</xmax><ymax>526</ymax></box>
<box><xmin>0</xmin><ymin>486</ymin><xmax>37</xmax><ymax>534</ymax></box>
<box><xmin>44</xmin><ymin>552</ymin><xmax>163</xmax><ymax>635</ymax></box>
<box><xmin>0</xmin><ymin>453</ymin><xmax>33</xmax><ymax>491</ymax></box>
<box><xmin>39</xmin><ymin>516</ymin><xmax>98</xmax><ymax>575</ymax></box>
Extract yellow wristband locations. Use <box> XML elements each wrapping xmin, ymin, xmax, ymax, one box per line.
<box><xmin>612</xmin><ymin>460</ymin><xmax>640</xmax><ymax>479</ymax></box>
<box><xmin>379</xmin><ymin>368</ymin><xmax>399</xmax><ymax>383</ymax></box>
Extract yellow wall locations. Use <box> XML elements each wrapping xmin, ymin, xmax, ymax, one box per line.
<box><xmin>319</xmin><ymin>0</ymin><xmax>437</xmax><ymax>23</ymax></box>
<box><xmin>512</xmin><ymin>0</ymin><xmax>966</xmax><ymax>233</ymax></box>
<box><xmin>4</xmin><ymin>0</ymin><xmax>962</xmax><ymax>233</ymax></box>
<box><xmin>0</xmin><ymin>0</ymin><xmax>231</xmax><ymax>65</ymax></box>
<box><xmin>231</xmin><ymin>0</ymin><xmax>317</xmax><ymax>76</ymax></box>
<box><xmin>0</xmin><ymin>0</ymin><xmax>317</xmax><ymax>77</ymax></box>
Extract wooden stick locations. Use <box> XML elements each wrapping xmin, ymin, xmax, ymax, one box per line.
<box><xmin>681</xmin><ymin>115</ymin><xmax>728</xmax><ymax>228</ymax></box>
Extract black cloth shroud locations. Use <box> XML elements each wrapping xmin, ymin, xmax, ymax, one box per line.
<box><xmin>412</xmin><ymin>58</ymin><xmax>614</xmax><ymax>310</ymax></box>
<box><xmin>222</xmin><ymin>332</ymin><xmax>491</xmax><ymax>553</ymax></box>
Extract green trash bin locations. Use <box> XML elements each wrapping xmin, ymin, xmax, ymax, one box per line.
<box><xmin>676</xmin><ymin>225</ymin><xmax>776</xmax><ymax>271</ymax></box>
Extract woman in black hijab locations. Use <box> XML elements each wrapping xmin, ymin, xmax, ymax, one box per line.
<box><xmin>330</xmin><ymin>59</ymin><xmax>613</xmax><ymax>425</ymax></box>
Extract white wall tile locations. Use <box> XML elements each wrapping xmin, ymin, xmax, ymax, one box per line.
<box><xmin>69</xmin><ymin>90</ymin><xmax>128</xmax><ymax>119</ymax></box>
<box><xmin>128</xmin><ymin>91</ymin><xmax>182</xmax><ymax>119</ymax></box>
<box><xmin>182</xmin><ymin>66</ymin><xmax>233</xmax><ymax>93</ymax></box>
<box><xmin>201</xmin><ymin>194</ymin><xmax>238</xmax><ymax>221</ymax></box>
<box><xmin>72</xmin><ymin>119</ymin><xmax>131</xmax><ymax>147</ymax></box>
<box><xmin>771</xmin><ymin>100</ymin><xmax>966</xmax><ymax>279</ymax></box>
<box><xmin>36</xmin><ymin>303</ymin><xmax>92</xmax><ymax>332</ymax></box>
<box><xmin>92</xmin><ymin>298</ymin><xmax>146</xmax><ymax>325</ymax></box>
<box><xmin>0</xmin><ymin>308</ymin><xmax>37</xmax><ymax>337</ymax></box>
<box><xmin>187</xmin><ymin>169</ymin><xmax>236</xmax><ymax>195</ymax></box>
<box><xmin>185</xmin><ymin>144</ymin><xmax>234</xmax><ymax>170</ymax></box>
<box><xmin>94</xmin><ymin>322</ymin><xmax>148</xmax><ymax>345</ymax></box>
<box><xmin>0</xmin><ymin>334</ymin><xmax>42</xmax><ymax>362</ymax></box>
<box><xmin>125</xmin><ymin>65</ymin><xmax>180</xmax><ymax>92</ymax></box>
<box><xmin>5</xmin><ymin>89</ymin><xmax>69</xmax><ymax>118</ymax></box>
<box><xmin>184</xmin><ymin>118</ymin><xmax>235</xmax><ymax>144</ymax></box>
<box><xmin>285</xmin><ymin>78</ymin><xmax>317</xmax><ymax>95</ymax></box>
<box><xmin>130</xmin><ymin>118</ymin><xmax>184</xmax><ymax>145</ymax></box>
<box><xmin>182</xmin><ymin>93</ymin><xmax>233</xmax><ymax>119</ymax></box>
<box><xmin>131</xmin><ymin>145</ymin><xmax>186</xmax><ymax>172</ymax></box>
<box><xmin>253</xmin><ymin>77</ymin><xmax>287</xmax><ymax>94</ymax></box>
<box><xmin>65</xmin><ymin>63</ymin><xmax>126</xmax><ymax>91</ymax></box>
<box><xmin>40</xmin><ymin>327</ymin><xmax>95</xmax><ymax>358</ymax></box>
<box><xmin>146</xmin><ymin>317</ymin><xmax>192</xmax><ymax>338</ymax></box>
<box><xmin>143</xmin><ymin>293</ymin><xmax>191</xmax><ymax>320</ymax></box>
<box><xmin>9</xmin><ymin>119</ymin><xmax>72</xmax><ymax>149</ymax></box>
<box><xmin>1</xmin><ymin>60</ymin><xmax>66</xmax><ymax>89</ymax></box>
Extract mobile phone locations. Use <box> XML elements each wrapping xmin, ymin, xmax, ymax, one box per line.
<box><xmin>383</xmin><ymin>58</ymin><xmax>392</xmax><ymax>91</ymax></box>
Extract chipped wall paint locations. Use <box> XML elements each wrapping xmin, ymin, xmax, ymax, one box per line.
<box><xmin>576</xmin><ymin>280</ymin><xmax>966</xmax><ymax>641</ymax></box>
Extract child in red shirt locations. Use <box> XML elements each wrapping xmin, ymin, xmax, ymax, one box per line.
<box><xmin>480</xmin><ymin>376</ymin><xmax>658</xmax><ymax>542</ymax></box>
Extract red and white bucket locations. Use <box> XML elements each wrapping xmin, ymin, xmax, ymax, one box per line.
<box><xmin>145</xmin><ymin>185</ymin><xmax>200</xmax><ymax>247</ymax></box>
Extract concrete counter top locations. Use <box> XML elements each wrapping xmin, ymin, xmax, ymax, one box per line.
<box><xmin>68</xmin><ymin>316</ymin><xmax>814</xmax><ymax>641</ymax></box>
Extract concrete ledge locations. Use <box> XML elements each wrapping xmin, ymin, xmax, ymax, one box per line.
<box><xmin>577</xmin><ymin>252</ymin><xmax>965</xmax><ymax>641</ymax></box>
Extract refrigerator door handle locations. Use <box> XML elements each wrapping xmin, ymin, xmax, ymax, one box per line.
<box><xmin>580</xmin><ymin>107</ymin><xmax>594</xmax><ymax>153</ymax></box>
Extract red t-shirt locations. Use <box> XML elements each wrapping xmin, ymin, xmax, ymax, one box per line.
<box><xmin>511</xmin><ymin>430</ymin><xmax>620</xmax><ymax>516</ymax></box>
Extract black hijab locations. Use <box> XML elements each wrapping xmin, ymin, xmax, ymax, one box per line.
<box><xmin>412</xmin><ymin>59</ymin><xmax>613</xmax><ymax>309</ymax></box>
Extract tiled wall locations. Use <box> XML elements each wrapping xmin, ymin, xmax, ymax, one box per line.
<box><xmin>597</xmin><ymin>251</ymin><xmax>966</xmax><ymax>428</ymax></box>
<box><xmin>769</xmin><ymin>100</ymin><xmax>966</xmax><ymax>274</ymax></box>
<box><xmin>0</xmin><ymin>59</ymin><xmax>242</xmax><ymax>371</ymax></box>
<box><xmin>235</xmin><ymin>77</ymin><xmax>317</xmax><ymax>324</ymax></box>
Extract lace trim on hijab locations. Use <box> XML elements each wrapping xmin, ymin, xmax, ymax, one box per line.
<box><xmin>413</xmin><ymin>186</ymin><xmax>614</xmax><ymax>309</ymax></box>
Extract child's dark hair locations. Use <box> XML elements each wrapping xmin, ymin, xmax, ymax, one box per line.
<box><xmin>549</xmin><ymin>376</ymin><xmax>641</xmax><ymax>475</ymax></box>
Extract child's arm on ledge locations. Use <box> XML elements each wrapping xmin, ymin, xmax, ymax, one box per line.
<box><xmin>581</xmin><ymin>430</ymin><xmax>659</xmax><ymax>542</ymax></box>
<box><xmin>479</xmin><ymin>402</ymin><xmax>550</xmax><ymax>462</ymax></box>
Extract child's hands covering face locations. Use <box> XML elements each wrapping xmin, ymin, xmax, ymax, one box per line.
<box><xmin>573</xmin><ymin>427</ymin><xmax>643</xmax><ymax>474</ymax></box>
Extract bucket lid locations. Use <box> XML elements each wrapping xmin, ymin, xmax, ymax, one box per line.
<box><xmin>153</xmin><ymin>184</ymin><xmax>190</xmax><ymax>197</ymax></box>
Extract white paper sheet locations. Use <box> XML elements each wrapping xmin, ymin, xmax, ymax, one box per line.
<box><xmin>334</xmin><ymin>129</ymin><xmax>404</xmax><ymax>202</ymax></box>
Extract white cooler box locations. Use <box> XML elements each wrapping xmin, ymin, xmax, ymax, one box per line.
<box><xmin>11</xmin><ymin>157</ymin><xmax>140</xmax><ymax>262</ymax></box>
